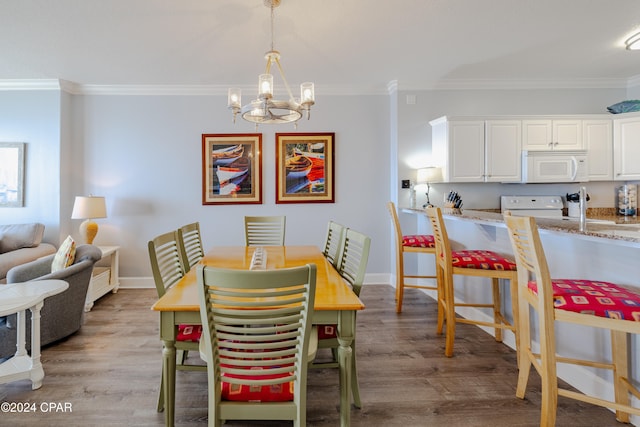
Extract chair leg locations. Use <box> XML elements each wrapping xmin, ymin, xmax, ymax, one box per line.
<box><xmin>351</xmin><ymin>342</ymin><xmax>362</xmax><ymax>408</ymax></box>
<box><xmin>177</xmin><ymin>349</ymin><xmax>187</xmax><ymax>365</ymax></box>
<box><xmin>444</xmin><ymin>272</ymin><xmax>456</xmax><ymax>357</ymax></box>
<box><xmin>436</xmin><ymin>266</ymin><xmax>445</xmax><ymax>335</ymax></box>
<box><xmin>509</xmin><ymin>276</ymin><xmax>520</xmax><ymax>367</ymax></box>
<box><xmin>491</xmin><ymin>278</ymin><xmax>503</xmax><ymax>342</ymax></box>
<box><xmin>516</xmin><ymin>296</ymin><xmax>532</xmax><ymax>399</ymax></box>
<box><xmin>395</xmin><ymin>272</ymin><xmax>404</xmax><ymax>313</ymax></box>
<box><xmin>611</xmin><ymin>330</ymin><xmax>631</xmax><ymax>423</ymax></box>
<box><xmin>157</xmin><ymin>370</ymin><xmax>165</xmax><ymax>412</ymax></box>
<box><xmin>539</xmin><ymin>360</ymin><xmax>558</xmax><ymax>427</ymax></box>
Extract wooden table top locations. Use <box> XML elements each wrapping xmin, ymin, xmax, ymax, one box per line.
<box><xmin>152</xmin><ymin>245</ymin><xmax>365</xmax><ymax>312</ymax></box>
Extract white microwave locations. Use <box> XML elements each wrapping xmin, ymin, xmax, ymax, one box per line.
<box><xmin>522</xmin><ymin>150</ymin><xmax>588</xmax><ymax>183</ymax></box>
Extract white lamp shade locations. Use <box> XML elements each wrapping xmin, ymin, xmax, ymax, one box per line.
<box><xmin>416</xmin><ymin>167</ymin><xmax>443</xmax><ymax>184</ymax></box>
<box><xmin>71</xmin><ymin>196</ymin><xmax>107</xmax><ymax>219</ymax></box>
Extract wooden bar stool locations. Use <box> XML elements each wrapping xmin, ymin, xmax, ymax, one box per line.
<box><xmin>387</xmin><ymin>202</ymin><xmax>438</xmax><ymax>313</ymax></box>
<box><xmin>505</xmin><ymin>214</ymin><xmax>640</xmax><ymax>426</ymax></box>
<box><xmin>425</xmin><ymin>207</ymin><xmax>519</xmax><ymax>358</ymax></box>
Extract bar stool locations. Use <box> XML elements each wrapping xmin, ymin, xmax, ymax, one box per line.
<box><xmin>505</xmin><ymin>213</ymin><xmax>640</xmax><ymax>426</ymax></box>
<box><xmin>387</xmin><ymin>202</ymin><xmax>438</xmax><ymax>313</ymax></box>
<box><xmin>425</xmin><ymin>207</ymin><xmax>519</xmax><ymax>357</ymax></box>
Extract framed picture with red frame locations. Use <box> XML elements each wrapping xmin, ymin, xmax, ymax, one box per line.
<box><xmin>275</xmin><ymin>133</ymin><xmax>335</xmax><ymax>204</ymax></box>
<box><xmin>202</xmin><ymin>134</ymin><xmax>262</xmax><ymax>205</ymax></box>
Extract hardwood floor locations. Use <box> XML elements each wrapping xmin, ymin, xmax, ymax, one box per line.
<box><xmin>0</xmin><ymin>285</ymin><xmax>625</xmax><ymax>426</ymax></box>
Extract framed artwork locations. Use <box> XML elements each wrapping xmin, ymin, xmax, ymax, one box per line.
<box><xmin>0</xmin><ymin>142</ymin><xmax>25</xmax><ymax>207</ymax></box>
<box><xmin>202</xmin><ymin>134</ymin><xmax>262</xmax><ymax>205</ymax></box>
<box><xmin>276</xmin><ymin>133</ymin><xmax>335</xmax><ymax>204</ymax></box>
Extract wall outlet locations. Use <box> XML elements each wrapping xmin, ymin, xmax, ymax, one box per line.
<box><xmin>401</xmin><ymin>179</ymin><xmax>411</xmax><ymax>189</ymax></box>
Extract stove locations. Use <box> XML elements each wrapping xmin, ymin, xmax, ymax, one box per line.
<box><xmin>500</xmin><ymin>195</ymin><xmax>563</xmax><ymax>218</ymax></box>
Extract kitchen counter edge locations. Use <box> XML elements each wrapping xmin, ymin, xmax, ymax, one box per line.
<box><xmin>402</xmin><ymin>207</ymin><xmax>640</xmax><ymax>248</ymax></box>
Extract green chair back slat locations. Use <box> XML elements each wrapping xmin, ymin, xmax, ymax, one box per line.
<box><xmin>244</xmin><ymin>215</ymin><xmax>286</xmax><ymax>246</ymax></box>
<box><xmin>148</xmin><ymin>230</ymin><xmax>186</xmax><ymax>298</ymax></box>
<box><xmin>178</xmin><ymin>222</ymin><xmax>204</xmax><ymax>272</ymax></box>
<box><xmin>322</xmin><ymin>220</ymin><xmax>346</xmax><ymax>267</ymax></box>
<box><xmin>335</xmin><ymin>228</ymin><xmax>371</xmax><ymax>297</ymax></box>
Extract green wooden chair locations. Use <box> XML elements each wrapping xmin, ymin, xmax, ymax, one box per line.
<box><xmin>312</xmin><ymin>227</ymin><xmax>371</xmax><ymax>409</ymax></box>
<box><xmin>148</xmin><ymin>230</ymin><xmax>205</xmax><ymax>412</ymax></box>
<box><xmin>196</xmin><ymin>263</ymin><xmax>317</xmax><ymax>427</ymax></box>
<box><xmin>244</xmin><ymin>215</ymin><xmax>286</xmax><ymax>246</ymax></box>
<box><xmin>322</xmin><ymin>220</ymin><xmax>345</xmax><ymax>268</ymax></box>
<box><xmin>177</xmin><ymin>222</ymin><xmax>205</xmax><ymax>272</ymax></box>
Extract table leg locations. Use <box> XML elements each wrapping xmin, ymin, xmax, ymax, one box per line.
<box><xmin>15</xmin><ymin>310</ymin><xmax>27</xmax><ymax>358</ymax></box>
<box><xmin>29</xmin><ymin>302</ymin><xmax>45</xmax><ymax>390</ymax></box>
<box><xmin>337</xmin><ymin>310</ymin><xmax>355</xmax><ymax>427</ymax></box>
<box><xmin>162</xmin><ymin>338</ymin><xmax>176</xmax><ymax>427</ymax></box>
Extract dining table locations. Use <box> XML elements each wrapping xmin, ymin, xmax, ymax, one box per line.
<box><xmin>152</xmin><ymin>245</ymin><xmax>365</xmax><ymax>427</ymax></box>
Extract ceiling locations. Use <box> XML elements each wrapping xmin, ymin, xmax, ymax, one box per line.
<box><xmin>2</xmin><ymin>0</ymin><xmax>640</xmax><ymax>93</ymax></box>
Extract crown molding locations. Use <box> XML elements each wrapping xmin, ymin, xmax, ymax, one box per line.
<box><xmin>627</xmin><ymin>73</ymin><xmax>640</xmax><ymax>88</ymax></box>
<box><xmin>0</xmin><ymin>77</ymin><xmax>634</xmax><ymax>95</ymax></box>
<box><xmin>401</xmin><ymin>78</ymin><xmax>629</xmax><ymax>91</ymax></box>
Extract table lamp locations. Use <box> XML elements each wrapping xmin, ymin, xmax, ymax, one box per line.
<box><xmin>416</xmin><ymin>167</ymin><xmax>443</xmax><ymax>208</ymax></box>
<box><xmin>71</xmin><ymin>195</ymin><xmax>107</xmax><ymax>244</ymax></box>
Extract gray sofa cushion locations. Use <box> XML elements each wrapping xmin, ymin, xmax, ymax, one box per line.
<box><xmin>0</xmin><ymin>223</ymin><xmax>45</xmax><ymax>253</ymax></box>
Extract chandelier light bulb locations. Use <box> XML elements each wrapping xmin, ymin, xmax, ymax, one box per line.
<box><xmin>259</xmin><ymin>74</ymin><xmax>273</xmax><ymax>99</ymax></box>
<box><xmin>301</xmin><ymin>82</ymin><xmax>315</xmax><ymax>104</ymax></box>
<box><xmin>228</xmin><ymin>88</ymin><xmax>241</xmax><ymax>109</ymax></box>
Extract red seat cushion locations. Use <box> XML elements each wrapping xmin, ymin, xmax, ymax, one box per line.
<box><xmin>403</xmin><ymin>234</ymin><xmax>435</xmax><ymax>248</ymax></box>
<box><xmin>222</xmin><ymin>370</ymin><xmax>294</xmax><ymax>402</ymax></box>
<box><xmin>450</xmin><ymin>250</ymin><xmax>517</xmax><ymax>271</ymax></box>
<box><xmin>318</xmin><ymin>324</ymin><xmax>337</xmax><ymax>340</ymax></box>
<box><xmin>528</xmin><ymin>279</ymin><xmax>640</xmax><ymax>321</ymax></box>
<box><xmin>177</xmin><ymin>324</ymin><xmax>202</xmax><ymax>342</ymax></box>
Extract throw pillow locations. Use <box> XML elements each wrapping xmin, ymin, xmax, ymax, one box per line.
<box><xmin>51</xmin><ymin>235</ymin><xmax>76</xmax><ymax>272</ymax></box>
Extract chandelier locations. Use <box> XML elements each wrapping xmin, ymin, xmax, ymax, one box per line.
<box><xmin>227</xmin><ymin>0</ymin><xmax>315</xmax><ymax>126</ymax></box>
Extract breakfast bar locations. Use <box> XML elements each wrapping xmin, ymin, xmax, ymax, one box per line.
<box><xmin>403</xmin><ymin>207</ymin><xmax>640</xmax><ymax>413</ymax></box>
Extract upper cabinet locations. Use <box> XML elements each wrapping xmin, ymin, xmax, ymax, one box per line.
<box><xmin>614</xmin><ymin>116</ymin><xmax>640</xmax><ymax>180</ymax></box>
<box><xmin>522</xmin><ymin>119</ymin><xmax>583</xmax><ymax>150</ymax></box>
<box><xmin>429</xmin><ymin>113</ymin><xmax>640</xmax><ymax>184</ymax></box>
<box><xmin>431</xmin><ymin>118</ymin><xmax>485</xmax><ymax>182</ymax></box>
<box><xmin>430</xmin><ymin>117</ymin><xmax>521</xmax><ymax>183</ymax></box>
<box><xmin>584</xmin><ymin>119</ymin><xmax>613</xmax><ymax>181</ymax></box>
<box><xmin>485</xmin><ymin>120</ymin><xmax>522</xmax><ymax>182</ymax></box>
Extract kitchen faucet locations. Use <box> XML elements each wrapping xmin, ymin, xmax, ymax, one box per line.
<box><xmin>579</xmin><ymin>186</ymin><xmax>587</xmax><ymax>232</ymax></box>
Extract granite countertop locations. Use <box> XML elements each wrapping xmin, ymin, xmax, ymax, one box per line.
<box><xmin>402</xmin><ymin>207</ymin><xmax>640</xmax><ymax>245</ymax></box>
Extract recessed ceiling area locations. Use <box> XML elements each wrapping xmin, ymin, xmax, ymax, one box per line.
<box><xmin>1</xmin><ymin>0</ymin><xmax>639</xmax><ymax>92</ymax></box>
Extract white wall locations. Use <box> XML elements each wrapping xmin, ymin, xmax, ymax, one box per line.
<box><xmin>1</xmin><ymin>84</ymin><xmax>636</xmax><ymax>286</ymax></box>
<box><xmin>72</xmin><ymin>93</ymin><xmax>390</xmax><ymax>280</ymax></box>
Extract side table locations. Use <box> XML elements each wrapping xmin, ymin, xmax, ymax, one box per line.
<box><xmin>0</xmin><ymin>279</ymin><xmax>69</xmax><ymax>389</ymax></box>
<box><xmin>84</xmin><ymin>246</ymin><xmax>120</xmax><ymax>312</ymax></box>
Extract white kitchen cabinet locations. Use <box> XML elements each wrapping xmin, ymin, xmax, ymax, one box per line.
<box><xmin>522</xmin><ymin>119</ymin><xmax>583</xmax><ymax>150</ymax></box>
<box><xmin>613</xmin><ymin>116</ymin><xmax>640</xmax><ymax>180</ymax></box>
<box><xmin>583</xmin><ymin>119</ymin><xmax>613</xmax><ymax>181</ymax></box>
<box><xmin>431</xmin><ymin>117</ymin><xmax>485</xmax><ymax>182</ymax></box>
<box><xmin>430</xmin><ymin>117</ymin><xmax>521</xmax><ymax>183</ymax></box>
<box><xmin>485</xmin><ymin>120</ymin><xmax>522</xmax><ymax>182</ymax></box>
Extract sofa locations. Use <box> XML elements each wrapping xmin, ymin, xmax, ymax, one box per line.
<box><xmin>0</xmin><ymin>223</ymin><xmax>57</xmax><ymax>284</ymax></box>
<box><xmin>0</xmin><ymin>244</ymin><xmax>102</xmax><ymax>359</ymax></box>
